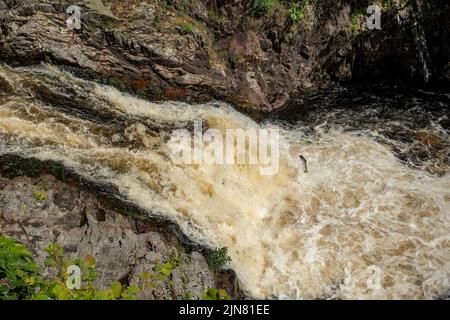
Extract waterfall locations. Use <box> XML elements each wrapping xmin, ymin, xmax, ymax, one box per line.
<box><xmin>1</xmin><ymin>63</ymin><xmax>450</xmax><ymax>299</ymax></box>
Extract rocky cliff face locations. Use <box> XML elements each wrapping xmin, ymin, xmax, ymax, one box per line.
<box><xmin>0</xmin><ymin>0</ymin><xmax>448</xmax><ymax>114</ymax></box>
<box><xmin>0</xmin><ymin>169</ymin><xmax>240</xmax><ymax>299</ymax></box>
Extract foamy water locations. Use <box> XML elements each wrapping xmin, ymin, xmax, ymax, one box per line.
<box><xmin>1</xmin><ymin>64</ymin><xmax>449</xmax><ymax>299</ymax></box>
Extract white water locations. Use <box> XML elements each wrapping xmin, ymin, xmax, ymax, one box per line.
<box><xmin>1</xmin><ymin>64</ymin><xmax>450</xmax><ymax>299</ymax></box>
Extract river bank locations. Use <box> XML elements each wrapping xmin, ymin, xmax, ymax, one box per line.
<box><xmin>0</xmin><ymin>158</ymin><xmax>241</xmax><ymax>299</ymax></box>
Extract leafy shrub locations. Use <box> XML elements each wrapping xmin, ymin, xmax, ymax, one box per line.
<box><xmin>210</xmin><ymin>247</ymin><xmax>232</xmax><ymax>271</ymax></box>
<box><xmin>0</xmin><ymin>237</ymin><xmax>139</xmax><ymax>300</ymax></box>
<box><xmin>1</xmin><ymin>236</ymin><xmax>232</xmax><ymax>300</ymax></box>
<box><xmin>0</xmin><ymin>236</ymin><xmax>40</xmax><ymax>300</ymax></box>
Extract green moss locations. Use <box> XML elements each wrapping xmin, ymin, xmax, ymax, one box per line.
<box><xmin>33</xmin><ymin>183</ymin><xmax>48</xmax><ymax>202</ymax></box>
<box><xmin>33</xmin><ymin>190</ymin><xmax>47</xmax><ymax>202</ymax></box>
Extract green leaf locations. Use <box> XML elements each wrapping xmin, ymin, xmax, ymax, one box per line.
<box><xmin>161</xmin><ymin>263</ymin><xmax>173</xmax><ymax>277</ymax></box>
<box><xmin>202</xmin><ymin>288</ymin><xmax>231</xmax><ymax>300</ymax></box>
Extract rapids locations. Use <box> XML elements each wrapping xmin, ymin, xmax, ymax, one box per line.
<box><xmin>1</xmin><ymin>63</ymin><xmax>449</xmax><ymax>299</ymax></box>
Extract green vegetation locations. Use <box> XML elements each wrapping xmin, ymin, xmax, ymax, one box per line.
<box><xmin>210</xmin><ymin>247</ymin><xmax>232</xmax><ymax>271</ymax></box>
<box><xmin>277</xmin><ymin>0</ymin><xmax>315</xmax><ymax>41</ymax></box>
<box><xmin>251</xmin><ymin>0</ymin><xmax>275</xmax><ymax>17</ymax></box>
<box><xmin>1</xmin><ymin>236</ymin><xmax>232</xmax><ymax>300</ymax></box>
<box><xmin>0</xmin><ymin>236</ymin><xmax>146</xmax><ymax>300</ymax></box>
<box><xmin>0</xmin><ymin>236</ymin><xmax>40</xmax><ymax>300</ymax></box>
<box><xmin>202</xmin><ymin>288</ymin><xmax>231</xmax><ymax>300</ymax></box>
<box><xmin>289</xmin><ymin>5</ymin><xmax>303</xmax><ymax>23</ymax></box>
<box><xmin>287</xmin><ymin>0</ymin><xmax>312</xmax><ymax>23</ymax></box>
<box><xmin>33</xmin><ymin>184</ymin><xmax>48</xmax><ymax>202</ymax></box>
<box><xmin>181</xmin><ymin>23</ymin><xmax>194</xmax><ymax>34</ymax></box>
<box><xmin>348</xmin><ymin>12</ymin><xmax>364</xmax><ymax>37</ymax></box>
<box><xmin>153</xmin><ymin>250</ymin><xmax>184</xmax><ymax>282</ymax></box>
<box><xmin>152</xmin><ymin>248</ymin><xmax>194</xmax><ymax>299</ymax></box>
<box><xmin>33</xmin><ymin>190</ymin><xmax>47</xmax><ymax>202</ymax></box>
<box><xmin>8</xmin><ymin>239</ymin><xmax>141</xmax><ymax>300</ymax></box>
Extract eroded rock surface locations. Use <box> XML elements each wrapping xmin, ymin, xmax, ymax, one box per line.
<box><xmin>0</xmin><ymin>0</ymin><xmax>448</xmax><ymax>113</ymax></box>
<box><xmin>0</xmin><ymin>174</ymin><xmax>238</xmax><ymax>299</ymax></box>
